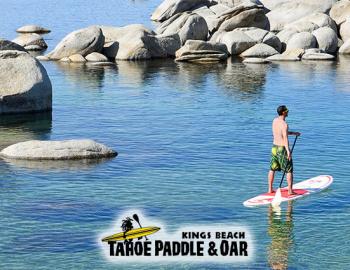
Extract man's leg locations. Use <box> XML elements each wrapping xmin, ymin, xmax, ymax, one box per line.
<box><xmin>287</xmin><ymin>172</ymin><xmax>297</xmax><ymax>195</ymax></box>
<box><xmin>268</xmin><ymin>170</ymin><xmax>275</xmax><ymax>193</ymax></box>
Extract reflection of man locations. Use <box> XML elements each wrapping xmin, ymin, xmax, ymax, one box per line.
<box><xmin>268</xmin><ymin>105</ymin><xmax>300</xmax><ymax>195</ymax></box>
<box><xmin>267</xmin><ymin>202</ymin><xmax>294</xmax><ymax>270</ymax></box>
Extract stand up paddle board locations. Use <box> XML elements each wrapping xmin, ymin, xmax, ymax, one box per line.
<box><xmin>102</xmin><ymin>227</ymin><xmax>160</xmax><ymax>242</ymax></box>
<box><xmin>243</xmin><ymin>175</ymin><xmax>333</xmax><ymax>207</ymax></box>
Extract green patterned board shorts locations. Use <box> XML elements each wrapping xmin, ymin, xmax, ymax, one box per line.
<box><xmin>270</xmin><ymin>145</ymin><xmax>293</xmax><ymax>173</ymax></box>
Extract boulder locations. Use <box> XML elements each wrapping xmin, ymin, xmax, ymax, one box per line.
<box><xmin>69</xmin><ymin>54</ymin><xmax>86</xmax><ymax>63</ymax></box>
<box><xmin>243</xmin><ymin>57</ymin><xmax>270</xmax><ymax>64</ymax></box>
<box><xmin>0</xmin><ymin>50</ymin><xmax>52</xmax><ymax>114</ymax></box>
<box><xmin>312</xmin><ymin>27</ymin><xmax>338</xmax><ymax>54</ymax></box>
<box><xmin>193</xmin><ymin>5</ymin><xmax>219</xmax><ymax>33</ymax></box>
<box><xmin>85</xmin><ymin>52</ymin><xmax>108</xmax><ymax>62</ymax></box>
<box><xmin>46</xmin><ymin>26</ymin><xmax>104</xmax><ymax>60</ymax></box>
<box><xmin>266</xmin><ymin>48</ymin><xmax>304</xmax><ymax>61</ymax></box>
<box><xmin>339</xmin><ymin>39</ymin><xmax>350</xmax><ymax>54</ymax></box>
<box><xmin>266</xmin><ymin>1</ymin><xmax>337</xmax><ymax>32</ymax></box>
<box><xmin>220</xmin><ymin>30</ymin><xmax>256</xmax><ymax>55</ymax></box>
<box><xmin>100</xmin><ymin>25</ymin><xmax>181</xmax><ymax>60</ymax></box>
<box><xmin>175</xmin><ymin>40</ymin><xmax>228</xmax><ymax>62</ymax></box>
<box><xmin>330</xmin><ymin>0</ymin><xmax>350</xmax><ymax>25</ymax></box>
<box><xmin>156</xmin><ymin>13</ymin><xmax>208</xmax><ymax>45</ymax></box>
<box><xmin>286</xmin><ymin>32</ymin><xmax>317</xmax><ymax>50</ymax></box>
<box><xmin>16</xmin><ymin>25</ymin><xmax>51</xmax><ymax>34</ymax></box>
<box><xmin>151</xmin><ymin>0</ymin><xmax>210</xmax><ymax>22</ymax></box>
<box><xmin>214</xmin><ymin>4</ymin><xmax>269</xmax><ymax>34</ymax></box>
<box><xmin>302</xmin><ymin>52</ymin><xmax>335</xmax><ymax>60</ymax></box>
<box><xmin>240</xmin><ymin>43</ymin><xmax>279</xmax><ymax>58</ymax></box>
<box><xmin>12</xmin><ymin>34</ymin><xmax>47</xmax><ymax>51</ymax></box>
<box><xmin>178</xmin><ymin>14</ymin><xmax>208</xmax><ymax>44</ymax></box>
<box><xmin>0</xmin><ymin>39</ymin><xmax>26</xmax><ymax>52</ymax></box>
<box><xmin>0</xmin><ymin>139</ymin><xmax>117</xmax><ymax>160</ymax></box>
<box><xmin>284</xmin><ymin>13</ymin><xmax>337</xmax><ymax>33</ymax></box>
<box><xmin>340</xmin><ymin>19</ymin><xmax>350</xmax><ymax>41</ymax></box>
<box><xmin>102</xmin><ymin>42</ymin><xmax>119</xmax><ymax>58</ymax></box>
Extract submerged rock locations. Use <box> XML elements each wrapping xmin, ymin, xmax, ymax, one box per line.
<box><xmin>16</xmin><ymin>25</ymin><xmax>51</xmax><ymax>34</ymax></box>
<box><xmin>46</xmin><ymin>26</ymin><xmax>104</xmax><ymax>60</ymax></box>
<box><xmin>302</xmin><ymin>52</ymin><xmax>335</xmax><ymax>60</ymax></box>
<box><xmin>175</xmin><ymin>40</ymin><xmax>228</xmax><ymax>62</ymax></box>
<box><xmin>0</xmin><ymin>139</ymin><xmax>117</xmax><ymax>160</ymax></box>
<box><xmin>0</xmin><ymin>50</ymin><xmax>52</xmax><ymax>114</ymax></box>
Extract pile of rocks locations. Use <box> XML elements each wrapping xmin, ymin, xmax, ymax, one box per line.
<box><xmin>12</xmin><ymin>24</ymin><xmax>50</xmax><ymax>51</ymax></box>
<box><xmin>29</xmin><ymin>0</ymin><xmax>349</xmax><ymax>63</ymax></box>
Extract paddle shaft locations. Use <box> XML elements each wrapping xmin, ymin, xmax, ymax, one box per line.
<box><xmin>133</xmin><ymin>214</ymin><xmax>148</xmax><ymax>240</ymax></box>
<box><xmin>279</xmin><ymin>135</ymin><xmax>298</xmax><ymax>188</ymax></box>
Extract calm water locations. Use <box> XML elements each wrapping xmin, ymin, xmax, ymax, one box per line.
<box><xmin>1</xmin><ymin>1</ymin><xmax>350</xmax><ymax>269</ymax></box>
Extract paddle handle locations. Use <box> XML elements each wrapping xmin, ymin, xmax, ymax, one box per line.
<box><xmin>279</xmin><ymin>135</ymin><xmax>298</xmax><ymax>188</ymax></box>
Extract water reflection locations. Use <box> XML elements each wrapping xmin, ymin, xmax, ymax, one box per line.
<box><xmin>267</xmin><ymin>202</ymin><xmax>294</xmax><ymax>270</ymax></box>
<box><xmin>1</xmin><ymin>157</ymin><xmax>114</xmax><ymax>171</ymax></box>
<box><xmin>217</xmin><ymin>58</ymin><xmax>268</xmax><ymax>100</ymax></box>
<box><xmin>55</xmin><ymin>62</ymin><xmax>111</xmax><ymax>90</ymax></box>
<box><xmin>335</xmin><ymin>55</ymin><xmax>350</xmax><ymax>92</ymax></box>
<box><xmin>0</xmin><ymin>112</ymin><xmax>52</xmax><ymax>149</ymax></box>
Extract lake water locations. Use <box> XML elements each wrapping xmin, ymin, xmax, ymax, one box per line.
<box><xmin>1</xmin><ymin>1</ymin><xmax>350</xmax><ymax>269</ymax></box>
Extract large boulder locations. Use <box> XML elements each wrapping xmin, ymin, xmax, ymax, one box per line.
<box><xmin>340</xmin><ymin>19</ymin><xmax>350</xmax><ymax>41</ymax></box>
<box><xmin>16</xmin><ymin>25</ymin><xmax>50</xmax><ymax>34</ymax></box>
<box><xmin>175</xmin><ymin>40</ymin><xmax>228</xmax><ymax>62</ymax></box>
<box><xmin>213</xmin><ymin>3</ymin><xmax>269</xmax><ymax>35</ymax></box>
<box><xmin>0</xmin><ymin>139</ymin><xmax>117</xmax><ymax>160</ymax></box>
<box><xmin>339</xmin><ymin>39</ymin><xmax>350</xmax><ymax>54</ymax></box>
<box><xmin>286</xmin><ymin>32</ymin><xmax>317</xmax><ymax>50</ymax></box>
<box><xmin>284</xmin><ymin>13</ymin><xmax>337</xmax><ymax>33</ymax></box>
<box><xmin>266</xmin><ymin>0</ymin><xmax>337</xmax><ymax>32</ymax></box>
<box><xmin>12</xmin><ymin>34</ymin><xmax>48</xmax><ymax>51</ymax></box>
<box><xmin>100</xmin><ymin>24</ymin><xmax>181</xmax><ymax>60</ymax></box>
<box><xmin>0</xmin><ymin>50</ymin><xmax>52</xmax><ymax>114</ymax></box>
<box><xmin>156</xmin><ymin>13</ymin><xmax>208</xmax><ymax>45</ymax></box>
<box><xmin>151</xmin><ymin>0</ymin><xmax>210</xmax><ymax>22</ymax></box>
<box><xmin>46</xmin><ymin>26</ymin><xmax>105</xmax><ymax>60</ymax></box>
<box><xmin>329</xmin><ymin>0</ymin><xmax>350</xmax><ymax>25</ymax></box>
<box><xmin>219</xmin><ymin>30</ymin><xmax>256</xmax><ymax>55</ymax></box>
<box><xmin>240</xmin><ymin>43</ymin><xmax>279</xmax><ymax>57</ymax></box>
<box><xmin>192</xmin><ymin>5</ymin><xmax>219</xmax><ymax>33</ymax></box>
<box><xmin>0</xmin><ymin>39</ymin><xmax>26</xmax><ymax>52</ymax></box>
<box><xmin>277</xmin><ymin>29</ymin><xmax>298</xmax><ymax>51</ymax></box>
<box><xmin>312</xmin><ymin>27</ymin><xmax>338</xmax><ymax>54</ymax></box>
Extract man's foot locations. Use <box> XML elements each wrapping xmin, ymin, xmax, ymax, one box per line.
<box><xmin>268</xmin><ymin>190</ymin><xmax>275</xmax><ymax>194</ymax></box>
<box><xmin>288</xmin><ymin>190</ymin><xmax>298</xmax><ymax>196</ymax></box>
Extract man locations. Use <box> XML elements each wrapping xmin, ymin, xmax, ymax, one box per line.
<box><xmin>268</xmin><ymin>105</ymin><xmax>300</xmax><ymax>195</ymax></box>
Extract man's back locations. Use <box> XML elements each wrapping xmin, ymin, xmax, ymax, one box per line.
<box><xmin>272</xmin><ymin>117</ymin><xmax>287</xmax><ymax>146</ymax></box>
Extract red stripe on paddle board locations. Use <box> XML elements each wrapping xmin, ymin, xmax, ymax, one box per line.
<box><xmin>262</xmin><ymin>188</ymin><xmax>308</xmax><ymax>198</ymax></box>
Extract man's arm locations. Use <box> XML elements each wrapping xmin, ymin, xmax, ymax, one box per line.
<box><xmin>288</xmin><ymin>131</ymin><xmax>301</xmax><ymax>136</ymax></box>
<box><xmin>283</xmin><ymin>124</ymin><xmax>291</xmax><ymax>160</ymax></box>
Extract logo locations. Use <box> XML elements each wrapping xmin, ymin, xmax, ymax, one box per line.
<box><xmin>99</xmin><ymin>210</ymin><xmax>253</xmax><ymax>263</ymax></box>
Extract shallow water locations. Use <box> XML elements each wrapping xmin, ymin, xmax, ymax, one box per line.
<box><xmin>1</xmin><ymin>1</ymin><xmax>350</xmax><ymax>269</ymax></box>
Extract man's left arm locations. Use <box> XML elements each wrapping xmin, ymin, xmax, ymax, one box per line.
<box><xmin>288</xmin><ymin>131</ymin><xmax>301</xmax><ymax>136</ymax></box>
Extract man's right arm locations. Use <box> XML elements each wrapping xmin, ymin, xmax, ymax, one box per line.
<box><xmin>283</xmin><ymin>124</ymin><xmax>291</xmax><ymax>160</ymax></box>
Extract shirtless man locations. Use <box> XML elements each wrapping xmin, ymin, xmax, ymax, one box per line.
<box><xmin>268</xmin><ymin>105</ymin><xmax>300</xmax><ymax>195</ymax></box>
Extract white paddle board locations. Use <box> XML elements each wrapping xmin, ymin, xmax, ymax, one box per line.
<box><xmin>243</xmin><ymin>175</ymin><xmax>333</xmax><ymax>207</ymax></box>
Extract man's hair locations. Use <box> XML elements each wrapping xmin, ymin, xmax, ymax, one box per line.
<box><xmin>277</xmin><ymin>105</ymin><xmax>288</xmax><ymax>116</ymax></box>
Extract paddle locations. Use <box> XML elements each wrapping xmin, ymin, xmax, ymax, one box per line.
<box><xmin>133</xmin><ymin>214</ymin><xmax>148</xmax><ymax>240</ymax></box>
<box><xmin>271</xmin><ymin>135</ymin><xmax>298</xmax><ymax>207</ymax></box>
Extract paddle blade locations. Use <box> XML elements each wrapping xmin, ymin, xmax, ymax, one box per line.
<box><xmin>271</xmin><ymin>188</ymin><xmax>283</xmax><ymax>207</ymax></box>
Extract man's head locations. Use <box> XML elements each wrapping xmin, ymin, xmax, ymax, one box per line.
<box><xmin>277</xmin><ymin>105</ymin><xmax>289</xmax><ymax>116</ymax></box>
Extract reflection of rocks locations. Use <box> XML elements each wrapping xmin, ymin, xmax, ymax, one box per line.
<box><xmin>335</xmin><ymin>55</ymin><xmax>350</xmax><ymax>92</ymax></box>
<box><xmin>55</xmin><ymin>62</ymin><xmax>110</xmax><ymax>89</ymax></box>
<box><xmin>216</xmin><ymin>58</ymin><xmax>268</xmax><ymax>98</ymax></box>
<box><xmin>0</xmin><ymin>112</ymin><xmax>52</xmax><ymax>150</ymax></box>
<box><xmin>2</xmin><ymin>157</ymin><xmax>113</xmax><ymax>171</ymax></box>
